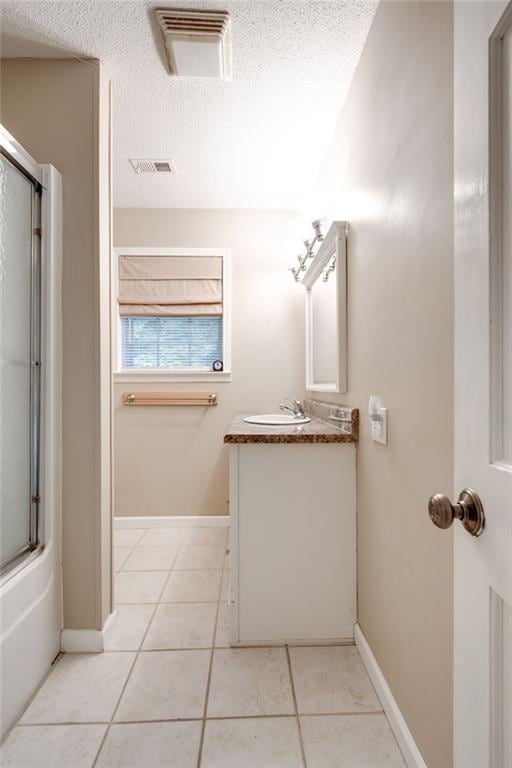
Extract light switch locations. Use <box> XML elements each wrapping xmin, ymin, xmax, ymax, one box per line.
<box><xmin>368</xmin><ymin>395</ymin><xmax>388</xmax><ymax>446</ymax></box>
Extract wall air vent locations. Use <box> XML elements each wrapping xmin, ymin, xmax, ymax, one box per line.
<box><xmin>129</xmin><ymin>159</ymin><xmax>177</xmax><ymax>174</ymax></box>
<box><xmin>155</xmin><ymin>8</ymin><xmax>232</xmax><ymax>80</ymax></box>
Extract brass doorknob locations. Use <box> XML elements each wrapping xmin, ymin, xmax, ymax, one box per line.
<box><xmin>428</xmin><ymin>488</ymin><xmax>485</xmax><ymax>537</ymax></box>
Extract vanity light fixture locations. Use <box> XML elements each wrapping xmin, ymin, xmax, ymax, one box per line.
<box><xmin>291</xmin><ymin>218</ymin><xmax>328</xmax><ymax>282</ymax></box>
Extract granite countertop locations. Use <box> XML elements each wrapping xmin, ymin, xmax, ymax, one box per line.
<box><xmin>224</xmin><ymin>410</ymin><xmax>358</xmax><ymax>444</ymax></box>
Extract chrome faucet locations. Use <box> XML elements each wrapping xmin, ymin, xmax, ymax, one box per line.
<box><xmin>280</xmin><ymin>398</ymin><xmax>305</xmax><ymax>418</ymax></box>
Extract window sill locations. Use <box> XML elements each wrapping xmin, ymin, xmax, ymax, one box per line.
<box><xmin>114</xmin><ymin>370</ymin><xmax>232</xmax><ymax>384</ymax></box>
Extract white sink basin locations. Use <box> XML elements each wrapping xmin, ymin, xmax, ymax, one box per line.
<box><xmin>243</xmin><ymin>414</ymin><xmax>311</xmax><ymax>426</ymax></box>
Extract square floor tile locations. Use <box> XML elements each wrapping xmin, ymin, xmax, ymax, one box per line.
<box><xmin>138</xmin><ymin>528</ymin><xmax>187</xmax><ymax>547</ymax></box>
<box><xmin>201</xmin><ymin>717</ymin><xmax>303</xmax><ymax>768</ymax></box>
<box><xmin>121</xmin><ymin>546</ymin><xmax>179</xmax><ymax>572</ymax></box>
<box><xmin>96</xmin><ymin>721</ymin><xmax>202</xmax><ymax>768</ymax></box>
<box><xmin>161</xmin><ymin>569</ymin><xmax>222</xmax><ymax>603</ymax></box>
<box><xmin>0</xmin><ymin>725</ymin><xmax>107</xmax><ymax>768</ymax></box>
<box><xmin>207</xmin><ymin>648</ymin><xmax>294</xmax><ymax>717</ymax></box>
<box><xmin>21</xmin><ymin>653</ymin><xmax>135</xmax><ymax>724</ymax></box>
<box><xmin>184</xmin><ymin>527</ymin><xmax>228</xmax><ymax>547</ymax></box>
<box><xmin>115</xmin><ymin>650</ymin><xmax>210</xmax><ymax>721</ymax></box>
<box><xmin>114</xmin><ymin>529</ymin><xmax>146</xmax><ymax>547</ymax></box>
<box><xmin>103</xmin><ymin>605</ymin><xmax>155</xmax><ymax>651</ymax></box>
<box><xmin>174</xmin><ymin>546</ymin><xmax>224</xmax><ymax>570</ymax></box>
<box><xmin>142</xmin><ymin>603</ymin><xmax>217</xmax><ymax>650</ymax></box>
<box><xmin>289</xmin><ymin>646</ymin><xmax>381</xmax><ymax>714</ymax></box>
<box><xmin>113</xmin><ymin>547</ymin><xmax>132</xmax><ymax>572</ymax></box>
<box><xmin>115</xmin><ymin>571</ymin><xmax>168</xmax><ymax>604</ymax></box>
<box><xmin>214</xmin><ymin>603</ymin><xmax>231</xmax><ymax>647</ymax></box>
<box><xmin>301</xmin><ymin>714</ymin><xmax>406</xmax><ymax>767</ymax></box>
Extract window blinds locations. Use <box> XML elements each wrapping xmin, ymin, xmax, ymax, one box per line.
<box><xmin>121</xmin><ymin>316</ymin><xmax>223</xmax><ymax>369</ymax></box>
<box><xmin>118</xmin><ymin>254</ymin><xmax>223</xmax><ymax>317</ymax></box>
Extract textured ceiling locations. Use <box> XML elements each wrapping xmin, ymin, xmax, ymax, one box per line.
<box><xmin>1</xmin><ymin>0</ymin><xmax>378</xmax><ymax>209</ymax></box>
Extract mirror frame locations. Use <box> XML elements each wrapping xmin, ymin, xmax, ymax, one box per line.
<box><xmin>302</xmin><ymin>221</ymin><xmax>348</xmax><ymax>393</ymax></box>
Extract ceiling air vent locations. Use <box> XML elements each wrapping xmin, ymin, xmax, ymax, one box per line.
<box><xmin>129</xmin><ymin>159</ymin><xmax>177</xmax><ymax>174</ymax></box>
<box><xmin>155</xmin><ymin>8</ymin><xmax>232</xmax><ymax>80</ymax></box>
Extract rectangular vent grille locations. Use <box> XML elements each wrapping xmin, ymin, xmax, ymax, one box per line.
<box><xmin>156</xmin><ymin>10</ymin><xmax>229</xmax><ymax>35</ymax></box>
<box><xmin>129</xmin><ymin>159</ymin><xmax>177</xmax><ymax>175</ymax></box>
<box><xmin>155</xmin><ymin>8</ymin><xmax>232</xmax><ymax>80</ymax></box>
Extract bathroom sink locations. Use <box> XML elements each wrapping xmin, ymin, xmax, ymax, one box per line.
<box><xmin>243</xmin><ymin>414</ymin><xmax>311</xmax><ymax>426</ymax></box>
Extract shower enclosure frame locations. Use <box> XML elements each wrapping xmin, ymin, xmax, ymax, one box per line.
<box><xmin>0</xmin><ymin>132</ymin><xmax>43</xmax><ymax>578</ymax></box>
<box><xmin>0</xmin><ymin>124</ymin><xmax>63</xmax><ymax>738</ymax></box>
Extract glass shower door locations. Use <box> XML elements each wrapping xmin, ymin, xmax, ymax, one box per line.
<box><xmin>0</xmin><ymin>151</ymin><xmax>42</xmax><ymax>574</ymax></box>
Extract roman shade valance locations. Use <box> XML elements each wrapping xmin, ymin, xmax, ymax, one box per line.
<box><xmin>118</xmin><ymin>254</ymin><xmax>223</xmax><ymax>317</ymax></box>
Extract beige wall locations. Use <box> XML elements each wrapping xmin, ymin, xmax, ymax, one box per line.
<box><xmin>114</xmin><ymin>208</ymin><xmax>304</xmax><ymax>518</ymax></box>
<box><xmin>1</xmin><ymin>59</ymin><xmax>113</xmax><ymax>630</ymax></box>
<box><xmin>314</xmin><ymin>1</ymin><xmax>454</xmax><ymax>765</ymax></box>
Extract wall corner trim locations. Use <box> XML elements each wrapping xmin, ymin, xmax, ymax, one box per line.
<box><xmin>355</xmin><ymin>623</ymin><xmax>427</xmax><ymax>768</ymax></box>
<box><xmin>61</xmin><ymin>612</ymin><xmax>116</xmax><ymax>653</ymax></box>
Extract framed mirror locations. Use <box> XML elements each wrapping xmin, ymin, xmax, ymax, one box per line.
<box><xmin>303</xmin><ymin>221</ymin><xmax>348</xmax><ymax>393</ymax></box>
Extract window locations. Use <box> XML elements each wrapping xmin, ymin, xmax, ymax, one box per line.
<box><xmin>121</xmin><ymin>316</ymin><xmax>223</xmax><ymax>369</ymax></box>
<box><xmin>115</xmin><ymin>248</ymin><xmax>230</xmax><ymax>378</ymax></box>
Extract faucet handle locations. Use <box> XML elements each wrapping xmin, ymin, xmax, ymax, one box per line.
<box><xmin>280</xmin><ymin>397</ymin><xmax>305</xmax><ymax>417</ymax></box>
<box><xmin>281</xmin><ymin>396</ymin><xmax>299</xmax><ymax>406</ymax></box>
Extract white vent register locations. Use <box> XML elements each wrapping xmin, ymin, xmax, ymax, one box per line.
<box><xmin>155</xmin><ymin>8</ymin><xmax>232</xmax><ymax>80</ymax></box>
<box><xmin>129</xmin><ymin>159</ymin><xmax>177</xmax><ymax>174</ymax></box>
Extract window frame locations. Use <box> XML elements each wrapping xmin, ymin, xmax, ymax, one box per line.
<box><xmin>112</xmin><ymin>247</ymin><xmax>232</xmax><ymax>382</ymax></box>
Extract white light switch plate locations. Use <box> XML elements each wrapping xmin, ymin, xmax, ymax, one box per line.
<box><xmin>371</xmin><ymin>408</ymin><xmax>388</xmax><ymax>445</ymax></box>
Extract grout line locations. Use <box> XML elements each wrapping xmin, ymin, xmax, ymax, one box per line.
<box><xmin>118</xmin><ymin>569</ymin><xmax>177</xmax><ymax>573</ymax></box>
<box><xmin>158</xmin><ymin>599</ymin><xmax>220</xmax><ymax>604</ymax></box>
<box><xmin>15</xmin><ymin>709</ymin><xmax>386</xmax><ymax>729</ymax></box>
<box><xmin>195</xmin><ymin>545</ymin><xmax>226</xmax><ymax>768</ymax></box>
<box><xmin>202</xmin><ymin>709</ymin><xmax>387</xmax><ymax>720</ymax></box>
<box><xmin>115</xmin><ymin>532</ymin><xmax>146</xmax><ymax>548</ymax></box>
<box><xmin>124</xmin><ymin>645</ymin><xmax>219</xmax><ymax>653</ymax></box>
<box><xmin>172</xmin><ymin>566</ymin><xmax>225</xmax><ymax>572</ymax></box>
<box><xmin>104</xmin><ymin>640</ymin><xmax>366</xmax><ymax>655</ymax></box>
<box><xmin>113</xmin><ymin>601</ymin><xmax>166</xmax><ymax>606</ymax></box>
<box><xmin>286</xmin><ymin>645</ymin><xmax>308</xmax><ymax>768</ymax></box>
<box><xmin>16</xmin><ymin>721</ymin><xmax>113</xmax><ymax>728</ymax></box>
<box><xmin>295</xmin><ymin>709</ymin><xmax>385</xmax><ymax>717</ymax></box>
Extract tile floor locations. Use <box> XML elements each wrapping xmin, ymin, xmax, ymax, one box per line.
<box><xmin>1</xmin><ymin>526</ymin><xmax>406</xmax><ymax>768</ymax></box>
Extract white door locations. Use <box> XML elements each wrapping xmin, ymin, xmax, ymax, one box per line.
<box><xmin>450</xmin><ymin>2</ymin><xmax>512</xmax><ymax>766</ymax></box>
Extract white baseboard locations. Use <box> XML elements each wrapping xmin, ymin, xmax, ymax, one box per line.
<box><xmin>355</xmin><ymin>623</ymin><xmax>427</xmax><ymax>768</ymax></box>
<box><xmin>61</xmin><ymin>612</ymin><xmax>116</xmax><ymax>653</ymax></box>
<box><xmin>61</xmin><ymin>629</ymin><xmax>102</xmax><ymax>653</ymax></box>
<box><xmin>114</xmin><ymin>515</ymin><xmax>229</xmax><ymax>529</ymax></box>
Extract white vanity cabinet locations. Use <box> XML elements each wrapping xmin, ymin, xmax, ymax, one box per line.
<box><xmin>226</xmin><ymin>418</ymin><xmax>357</xmax><ymax>645</ymax></box>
